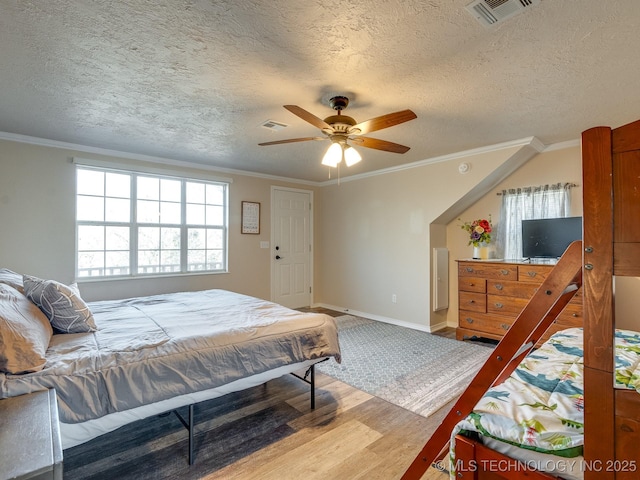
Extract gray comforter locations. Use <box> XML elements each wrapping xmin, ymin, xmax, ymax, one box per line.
<box><xmin>0</xmin><ymin>289</ymin><xmax>341</xmax><ymax>423</ymax></box>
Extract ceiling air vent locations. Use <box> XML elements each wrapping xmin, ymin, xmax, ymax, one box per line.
<box><xmin>260</xmin><ymin>120</ymin><xmax>288</xmax><ymax>131</ymax></box>
<box><xmin>465</xmin><ymin>0</ymin><xmax>540</xmax><ymax>27</ymax></box>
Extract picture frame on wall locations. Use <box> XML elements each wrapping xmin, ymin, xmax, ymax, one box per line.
<box><xmin>241</xmin><ymin>201</ymin><xmax>260</xmax><ymax>234</ymax></box>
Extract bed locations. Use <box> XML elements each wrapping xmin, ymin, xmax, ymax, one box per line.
<box><xmin>0</xmin><ymin>277</ymin><xmax>341</xmax><ymax>461</ymax></box>
<box><xmin>402</xmin><ymin>119</ymin><xmax>640</xmax><ymax>479</ymax></box>
<box><xmin>448</xmin><ymin>326</ymin><xmax>640</xmax><ymax>479</ymax></box>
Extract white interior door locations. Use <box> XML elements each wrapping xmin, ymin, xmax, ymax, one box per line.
<box><xmin>271</xmin><ymin>187</ymin><xmax>312</xmax><ymax>308</ymax></box>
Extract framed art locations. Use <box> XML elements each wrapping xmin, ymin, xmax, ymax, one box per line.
<box><xmin>241</xmin><ymin>201</ymin><xmax>260</xmax><ymax>234</ymax></box>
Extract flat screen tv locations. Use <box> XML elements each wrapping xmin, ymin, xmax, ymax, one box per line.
<box><xmin>521</xmin><ymin>217</ymin><xmax>582</xmax><ymax>259</ymax></box>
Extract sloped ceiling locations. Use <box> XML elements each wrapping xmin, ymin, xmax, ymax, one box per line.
<box><xmin>1</xmin><ymin>1</ymin><xmax>639</xmax><ymax>182</ymax></box>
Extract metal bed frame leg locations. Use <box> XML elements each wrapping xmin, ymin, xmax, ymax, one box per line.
<box><xmin>172</xmin><ymin>359</ymin><xmax>329</xmax><ymax>465</ymax></box>
<box><xmin>188</xmin><ymin>404</ymin><xmax>194</xmax><ymax>465</ymax></box>
<box><xmin>290</xmin><ymin>358</ymin><xmax>329</xmax><ymax>410</ymax></box>
<box><xmin>310</xmin><ymin>363</ymin><xmax>316</xmax><ymax>410</ymax></box>
<box><xmin>172</xmin><ymin>404</ymin><xmax>195</xmax><ymax>465</ymax></box>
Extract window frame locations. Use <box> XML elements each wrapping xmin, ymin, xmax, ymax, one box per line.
<box><xmin>498</xmin><ymin>183</ymin><xmax>572</xmax><ymax>260</ymax></box>
<box><xmin>75</xmin><ymin>165</ymin><xmax>229</xmax><ymax>280</ymax></box>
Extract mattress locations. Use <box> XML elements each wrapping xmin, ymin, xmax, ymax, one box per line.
<box><xmin>449</xmin><ymin>327</ymin><xmax>640</xmax><ymax>479</ymax></box>
<box><xmin>0</xmin><ymin>289</ymin><xmax>341</xmax><ymax>426</ymax></box>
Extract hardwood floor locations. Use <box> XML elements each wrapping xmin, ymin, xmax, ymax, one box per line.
<box><xmin>64</xmin><ymin>372</ymin><xmax>451</xmax><ymax>479</ymax></box>
<box><xmin>201</xmin><ymin>373</ymin><xmax>451</xmax><ymax>480</ymax></box>
<box><xmin>63</xmin><ymin>308</ymin><xmax>461</xmax><ymax>479</ymax></box>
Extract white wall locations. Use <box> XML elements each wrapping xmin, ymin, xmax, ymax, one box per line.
<box><xmin>444</xmin><ymin>145</ymin><xmax>584</xmax><ymax>327</ymax></box>
<box><xmin>615</xmin><ymin>277</ymin><xmax>640</xmax><ymax>331</ymax></box>
<box><xmin>3</xmin><ymin>136</ymin><xmax>637</xmax><ymax>331</ymax></box>
<box><xmin>314</xmin><ymin>143</ymin><xmax>537</xmax><ymax>330</ymax></box>
<box><xmin>0</xmin><ymin>139</ymin><xmax>316</xmax><ymax>301</ymax></box>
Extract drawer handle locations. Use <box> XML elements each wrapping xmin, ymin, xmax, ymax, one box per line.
<box><xmin>468</xmin><ymin>283</ymin><xmax>475</xmax><ymax>287</ymax></box>
<box><xmin>527</xmin><ymin>271</ymin><xmax>537</xmax><ymax>278</ymax></box>
<box><xmin>465</xmin><ymin>318</ymin><xmax>474</xmax><ymax>324</ymax></box>
<box><xmin>468</xmin><ymin>300</ymin><xmax>475</xmax><ymax>304</ymax></box>
<box><xmin>572</xmin><ymin>313</ymin><xmax>578</xmax><ymax>317</ymax></box>
<box><xmin>466</xmin><ymin>267</ymin><xmax>474</xmax><ymax>273</ymax></box>
<box><xmin>500</xmin><ymin>269</ymin><xmax>510</xmax><ymax>276</ymax></box>
<box><xmin>494</xmin><ymin>283</ymin><xmax>503</xmax><ymax>291</ymax></box>
<box><xmin>501</xmin><ymin>323</ymin><xmax>510</xmax><ymax>331</ymax></box>
<box><xmin>494</xmin><ymin>302</ymin><xmax>503</xmax><ymax>309</ymax></box>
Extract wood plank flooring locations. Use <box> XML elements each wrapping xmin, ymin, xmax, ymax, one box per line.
<box><xmin>63</xmin><ymin>308</ymin><xmax>458</xmax><ymax>479</ymax></box>
<box><xmin>203</xmin><ymin>374</ymin><xmax>451</xmax><ymax>480</ymax></box>
<box><xmin>63</xmin><ymin>372</ymin><xmax>451</xmax><ymax>479</ymax></box>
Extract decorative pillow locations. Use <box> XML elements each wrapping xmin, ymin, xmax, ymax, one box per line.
<box><xmin>0</xmin><ymin>268</ymin><xmax>24</xmax><ymax>293</ymax></box>
<box><xmin>23</xmin><ymin>275</ymin><xmax>97</xmax><ymax>333</ymax></box>
<box><xmin>0</xmin><ymin>283</ymin><xmax>53</xmax><ymax>374</ymax></box>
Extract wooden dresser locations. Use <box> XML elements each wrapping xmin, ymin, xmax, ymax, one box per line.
<box><xmin>456</xmin><ymin>259</ymin><xmax>582</xmax><ymax>343</ymax></box>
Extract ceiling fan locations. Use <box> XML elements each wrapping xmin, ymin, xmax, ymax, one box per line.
<box><xmin>258</xmin><ymin>96</ymin><xmax>417</xmax><ymax>168</ymax></box>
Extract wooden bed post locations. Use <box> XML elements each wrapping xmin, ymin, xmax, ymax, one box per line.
<box><xmin>582</xmin><ymin>126</ymin><xmax>616</xmax><ymax>480</ymax></box>
<box><xmin>401</xmin><ymin>242</ymin><xmax>583</xmax><ymax>480</ymax></box>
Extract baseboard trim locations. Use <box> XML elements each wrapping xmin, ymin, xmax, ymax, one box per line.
<box><xmin>429</xmin><ymin>320</ymin><xmax>449</xmax><ymax>332</ymax></box>
<box><xmin>313</xmin><ymin>303</ymin><xmax>433</xmax><ymax>333</ymax></box>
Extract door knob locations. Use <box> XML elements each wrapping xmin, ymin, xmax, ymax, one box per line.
<box><xmin>275</xmin><ymin>255</ymin><xmax>281</xmax><ymax>260</ymax></box>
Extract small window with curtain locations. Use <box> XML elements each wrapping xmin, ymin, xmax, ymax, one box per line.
<box><xmin>75</xmin><ymin>165</ymin><xmax>228</xmax><ymax>279</ymax></box>
<box><xmin>497</xmin><ymin>182</ymin><xmax>575</xmax><ymax>260</ymax></box>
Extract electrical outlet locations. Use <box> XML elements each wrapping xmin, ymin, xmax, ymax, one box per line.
<box><xmin>392</xmin><ymin>294</ymin><xmax>397</xmax><ymax>303</ymax></box>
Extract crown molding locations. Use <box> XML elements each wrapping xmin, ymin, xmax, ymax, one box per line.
<box><xmin>0</xmin><ymin>130</ymin><xmax>579</xmax><ymax>187</ymax></box>
<box><xmin>541</xmin><ymin>138</ymin><xmax>580</xmax><ymax>152</ymax></box>
<box><xmin>0</xmin><ymin>131</ymin><xmax>320</xmax><ymax>186</ymax></box>
<box><xmin>318</xmin><ymin>136</ymin><xmax>548</xmax><ymax>186</ymax></box>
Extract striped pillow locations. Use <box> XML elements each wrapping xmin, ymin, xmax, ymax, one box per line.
<box><xmin>23</xmin><ymin>275</ymin><xmax>97</xmax><ymax>333</ymax></box>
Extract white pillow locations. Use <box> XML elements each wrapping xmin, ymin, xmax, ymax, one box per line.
<box><xmin>23</xmin><ymin>275</ymin><xmax>97</xmax><ymax>333</ymax></box>
<box><xmin>0</xmin><ymin>284</ymin><xmax>53</xmax><ymax>374</ymax></box>
<box><xmin>0</xmin><ymin>268</ymin><xmax>24</xmax><ymax>293</ymax></box>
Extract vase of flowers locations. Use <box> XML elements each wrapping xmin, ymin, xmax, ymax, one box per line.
<box><xmin>459</xmin><ymin>217</ymin><xmax>492</xmax><ymax>259</ymax></box>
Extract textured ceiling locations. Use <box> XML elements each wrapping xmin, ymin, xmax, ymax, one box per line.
<box><xmin>1</xmin><ymin>1</ymin><xmax>640</xmax><ymax>182</ymax></box>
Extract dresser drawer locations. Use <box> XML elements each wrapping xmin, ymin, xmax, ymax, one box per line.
<box><xmin>459</xmin><ymin>291</ymin><xmax>486</xmax><ymax>312</ymax></box>
<box><xmin>457</xmin><ymin>260</ymin><xmax>582</xmax><ymax>343</ymax></box>
<box><xmin>487</xmin><ymin>280</ymin><xmax>538</xmax><ymax>298</ymax></box>
<box><xmin>518</xmin><ymin>265</ymin><xmax>552</xmax><ymax>283</ymax></box>
<box><xmin>555</xmin><ymin>303</ymin><xmax>583</xmax><ymax>326</ymax></box>
<box><xmin>487</xmin><ymin>294</ymin><xmax>528</xmax><ymax>316</ymax></box>
<box><xmin>458</xmin><ymin>263</ymin><xmax>518</xmax><ymax>280</ymax></box>
<box><xmin>458</xmin><ymin>311</ymin><xmax>513</xmax><ymax>336</ymax></box>
<box><xmin>487</xmin><ymin>294</ymin><xmax>582</xmax><ymax>321</ymax></box>
<box><xmin>459</xmin><ymin>276</ymin><xmax>486</xmax><ymax>293</ymax></box>
<box><xmin>569</xmin><ymin>287</ymin><xmax>583</xmax><ymax>305</ymax></box>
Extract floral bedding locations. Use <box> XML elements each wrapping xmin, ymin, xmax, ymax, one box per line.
<box><xmin>449</xmin><ymin>327</ymin><xmax>640</xmax><ymax>478</ymax></box>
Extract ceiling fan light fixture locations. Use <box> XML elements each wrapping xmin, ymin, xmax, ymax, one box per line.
<box><xmin>261</xmin><ymin>98</ymin><xmax>416</xmax><ymax>170</ymax></box>
<box><xmin>322</xmin><ymin>142</ymin><xmax>342</xmax><ymax>167</ymax></box>
<box><xmin>344</xmin><ymin>145</ymin><xmax>362</xmax><ymax>167</ymax></box>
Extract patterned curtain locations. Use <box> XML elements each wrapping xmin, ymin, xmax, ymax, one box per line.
<box><xmin>497</xmin><ymin>183</ymin><xmax>573</xmax><ymax>260</ymax></box>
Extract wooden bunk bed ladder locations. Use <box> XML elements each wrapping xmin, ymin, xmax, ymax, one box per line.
<box><xmin>402</xmin><ymin>241</ymin><xmax>584</xmax><ymax>480</ymax></box>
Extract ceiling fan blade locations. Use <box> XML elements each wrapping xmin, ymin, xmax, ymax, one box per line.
<box><xmin>258</xmin><ymin>137</ymin><xmax>326</xmax><ymax>146</ymax></box>
<box><xmin>351</xmin><ymin>109</ymin><xmax>417</xmax><ymax>135</ymax></box>
<box><xmin>284</xmin><ymin>105</ymin><xmax>332</xmax><ymax>130</ymax></box>
<box><xmin>351</xmin><ymin>136</ymin><xmax>411</xmax><ymax>154</ymax></box>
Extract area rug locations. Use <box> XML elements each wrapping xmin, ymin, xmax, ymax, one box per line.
<box><xmin>317</xmin><ymin>315</ymin><xmax>493</xmax><ymax>418</ymax></box>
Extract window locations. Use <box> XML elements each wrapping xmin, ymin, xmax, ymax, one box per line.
<box><xmin>498</xmin><ymin>183</ymin><xmax>573</xmax><ymax>259</ymax></box>
<box><xmin>76</xmin><ymin>166</ymin><xmax>228</xmax><ymax>278</ymax></box>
